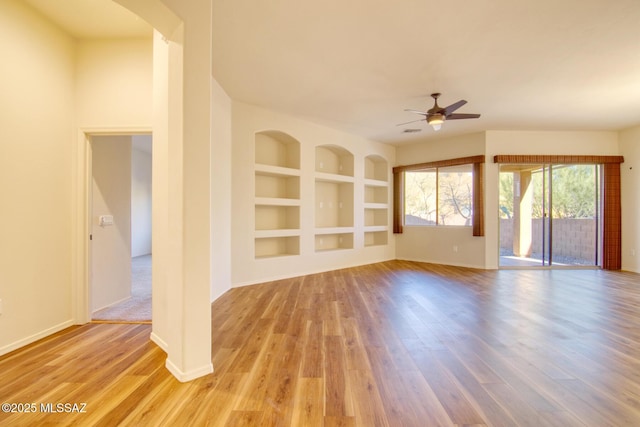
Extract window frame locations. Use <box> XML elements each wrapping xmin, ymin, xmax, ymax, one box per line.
<box><xmin>393</xmin><ymin>155</ymin><xmax>485</xmax><ymax>236</ymax></box>
<box><xmin>404</xmin><ymin>165</ymin><xmax>474</xmax><ymax>227</ymax></box>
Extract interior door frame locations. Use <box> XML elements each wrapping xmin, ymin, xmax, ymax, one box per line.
<box><xmin>73</xmin><ymin>127</ymin><xmax>152</xmax><ymax>324</ymax></box>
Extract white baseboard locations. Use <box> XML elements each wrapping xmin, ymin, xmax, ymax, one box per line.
<box><xmin>396</xmin><ymin>257</ymin><xmax>487</xmax><ymax>270</ymax></box>
<box><xmin>232</xmin><ymin>257</ymin><xmax>396</xmax><ymax>288</ymax></box>
<box><xmin>165</xmin><ymin>358</ymin><xmax>213</xmax><ymax>382</ymax></box>
<box><xmin>92</xmin><ymin>295</ymin><xmax>132</xmax><ymax>314</ymax></box>
<box><xmin>0</xmin><ymin>319</ymin><xmax>75</xmax><ymax>357</ymax></box>
<box><xmin>150</xmin><ymin>332</ymin><xmax>168</xmax><ymax>353</ymax></box>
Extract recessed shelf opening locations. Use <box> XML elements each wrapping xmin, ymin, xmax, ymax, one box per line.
<box><xmin>365</xmin><ymin>208</ymin><xmax>388</xmax><ymax>227</ymax></box>
<box><xmin>255</xmin><ymin>174</ymin><xmax>300</xmax><ymax>199</ymax></box>
<box><xmin>365</xmin><ymin>185</ymin><xmax>388</xmax><ymax>204</ymax></box>
<box><xmin>365</xmin><ymin>231</ymin><xmax>388</xmax><ymax>247</ymax></box>
<box><xmin>255</xmin><ymin>131</ymin><xmax>300</xmax><ymax>169</ymax></box>
<box><xmin>315</xmin><ymin>233</ymin><xmax>354</xmax><ymax>251</ymax></box>
<box><xmin>315</xmin><ymin>181</ymin><xmax>354</xmax><ymax>228</ymax></box>
<box><xmin>316</xmin><ymin>145</ymin><xmax>354</xmax><ymax>176</ymax></box>
<box><xmin>255</xmin><ymin>205</ymin><xmax>300</xmax><ymax>230</ymax></box>
<box><xmin>255</xmin><ymin>236</ymin><xmax>300</xmax><ymax>258</ymax></box>
<box><xmin>364</xmin><ymin>155</ymin><xmax>388</xmax><ymax>181</ymax></box>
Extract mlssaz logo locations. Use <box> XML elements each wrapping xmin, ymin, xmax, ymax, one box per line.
<box><xmin>40</xmin><ymin>403</ymin><xmax>87</xmax><ymax>413</ymax></box>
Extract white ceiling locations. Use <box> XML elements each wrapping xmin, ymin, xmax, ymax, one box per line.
<box><xmin>25</xmin><ymin>0</ymin><xmax>640</xmax><ymax>145</ymax></box>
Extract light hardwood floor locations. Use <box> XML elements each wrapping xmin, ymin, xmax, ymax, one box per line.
<box><xmin>2</xmin><ymin>260</ymin><xmax>640</xmax><ymax>426</ymax></box>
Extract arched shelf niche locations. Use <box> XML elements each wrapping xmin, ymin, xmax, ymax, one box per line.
<box><xmin>255</xmin><ymin>130</ymin><xmax>300</xmax><ymax>170</ymax></box>
<box><xmin>315</xmin><ymin>144</ymin><xmax>354</xmax><ymax>176</ymax></box>
<box><xmin>254</xmin><ymin>130</ymin><xmax>301</xmax><ymax>258</ymax></box>
<box><xmin>314</xmin><ymin>145</ymin><xmax>354</xmax><ymax>251</ymax></box>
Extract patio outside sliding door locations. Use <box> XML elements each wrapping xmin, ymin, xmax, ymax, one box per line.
<box><xmin>499</xmin><ymin>163</ymin><xmax>600</xmax><ymax>268</ymax></box>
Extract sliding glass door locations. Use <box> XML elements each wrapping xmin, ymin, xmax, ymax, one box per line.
<box><xmin>499</xmin><ymin>164</ymin><xmax>600</xmax><ymax>267</ymax></box>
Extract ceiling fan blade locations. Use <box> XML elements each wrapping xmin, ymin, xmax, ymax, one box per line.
<box><xmin>396</xmin><ymin>118</ymin><xmax>425</xmax><ymax>126</ymax></box>
<box><xmin>443</xmin><ymin>100</ymin><xmax>467</xmax><ymax>115</ymax></box>
<box><xmin>446</xmin><ymin>113</ymin><xmax>481</xmax><ymax>120</ymax></box>
<box><xmin>404</xmin><ymin>109</ymin><xmax>428</xmax><ymax>115</ymax></box>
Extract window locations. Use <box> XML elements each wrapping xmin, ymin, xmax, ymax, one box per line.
<box><xmin>393</xmin><ymin>155</ymin><xmax>484</xmax><ymax>235</ymax></box>
<box><xmin>404</xmin><ymin>164</ymin><xmax>473</xmax><ymax>226</ymax></box>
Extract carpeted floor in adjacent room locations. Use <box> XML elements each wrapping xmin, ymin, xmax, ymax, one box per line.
<box><xmin>92</xmin><ymin>254</ymin><xmax>151</xmax><ymax>323</ymax></box>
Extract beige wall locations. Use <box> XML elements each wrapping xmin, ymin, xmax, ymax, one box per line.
<box><xmin>395</xmin><ymin>133</ymin><xmax>487</xmax><ymax>268</ymax></box>
<box><xmin>211</xmin><ymin>78</ymin><xmax>232</xmax><ymax>301</ymax></box>
<box><xmin>0</xmin><ymin>0</ymin><xmax>76</xmax><ymax>354</ymax></box>
<box><xmin>150</xmin><ymin>29</ymin><xmax>170</xmax><ymax>358</ymax></box>
<box><xmin>91</xmin><ymin>135</ymin><xmax>132</xmax><ymax>312</ymax></box>
<box><xmin>620</xmin><ymin>125</ymin><xmax>640</xmax><ymax>273</ymax></box>
<box><xmin>76</xmin><ymin>38</ymin><xmax>152</xmax><ymax>128</ymax></box>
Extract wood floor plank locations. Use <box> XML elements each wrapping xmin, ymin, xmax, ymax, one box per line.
<box><xmin>346</xmin><ymin>368</ymin><xmax>388</xmax><ymax>427</ymax></box>
<box><xmin>291</xmin><ymin>377</ymin><xmax>324</xmax><ymax>427</ymax></box>
<box><xmin>2</xmin><ymin>261</ymin><xmax>640</xmax><ymax>426</ymax></box>
<box><xmin>324</xmin><ymin>335</ymin><xmax>350</xmax><ymax>417</ymax></box>
<box><xmin>300</xmin><ymin>320</ymin><xmax>323</xmax><ymax>378</ymax></box>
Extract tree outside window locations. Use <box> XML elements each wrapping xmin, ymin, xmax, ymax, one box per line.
<box><xmin>404</xmin><ymin>165</ymin><xmax>473</xmax><ymax>226</ymax></box>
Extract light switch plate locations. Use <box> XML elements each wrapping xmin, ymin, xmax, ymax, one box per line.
<box><xmin>99</xmin><ymin>215</ymin><xmax>114</xmax><ymax>227</ymax></box>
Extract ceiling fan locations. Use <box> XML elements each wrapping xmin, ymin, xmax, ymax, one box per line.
<box><xmin>399</xmin><ymin>93</ymin><xmax>480</xmax><ymax>131</ymax></box>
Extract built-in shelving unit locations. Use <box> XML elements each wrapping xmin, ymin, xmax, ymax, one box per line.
<box><xmin>315</xmin><ymin>145</ymin><xmax>354</xmax><ymax>251</ymax></box>
<box><xmin>255</xmin><ymin>131</ymin><xmax>301</xmax><ymax>258</ymax></box>
<box><xmin>363</xmin><ymin>155</ymin><xmax>389</xmax><ymax>247</ymax></box>
<box><xmin>254</xmin><ymin>134</ymin><xmax>390</xmax><ymax>257</ymax></box>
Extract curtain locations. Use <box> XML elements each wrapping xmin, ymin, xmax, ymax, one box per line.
<box><xmin>602</xmin><ymin>163</ymin><xmax>622</xmax><ymax>270</ymax></box>
<box><xmin>393</xmin><ymin>170</ymin><xmax>403</xmax><ymax>234</ymax></box>
<box><xmin>472</xmin><ymin>162</ymin><xmax>484</xmax><ymax>236</ymax></box>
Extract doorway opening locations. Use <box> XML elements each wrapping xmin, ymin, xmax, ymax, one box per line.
<box><xmin>89</xmin><ymin>134</ymin><xmax>152</xmax><ymax>323</ymax></box>
<box><xmin>499</xmin><ymin>163</ymin><xmax>602</xmax><ymax>268</ymax></box>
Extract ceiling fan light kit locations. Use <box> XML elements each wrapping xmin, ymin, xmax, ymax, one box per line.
<box><xmin>427</xmin><ymin>112</ymin><xmax>444</xmax><ymax>131</ymax></box>
<box><xmin>400</xmin><ymin>93</ymin><xmax>480</xmax><ymax>131</ymax></box>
